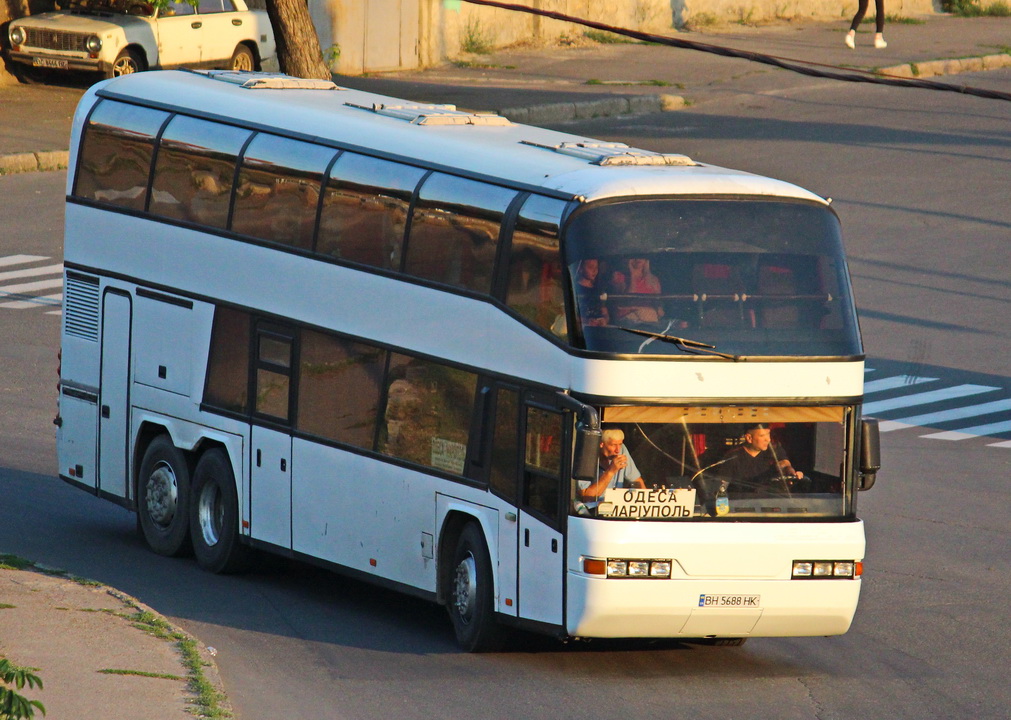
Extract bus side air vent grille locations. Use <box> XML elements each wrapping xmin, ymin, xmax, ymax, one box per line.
<box><xmin>188</xmin><ymin>69</ymin><xmax>342</xmax><ymax>91</ymax></box>
<box><xmin>345</xmin><ymin>102</ymin><xmax>512</xmax><ymax>126</ymax></box>
<box><xmin>63</xmin><ymin>274</ymin><xmax>100</xmax><ymax>342</ymax></box>
<box><xmin>519</xmin><ymin>140</ymin><xmax>696</xmax><ymax>166</ymax></box>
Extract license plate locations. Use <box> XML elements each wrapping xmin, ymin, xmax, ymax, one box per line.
<box><xmin>698</xmin><ymin>594</ymin><xmax>761</xmax><ymax>608</ymax></box>
<box><xmin>33</xmin><ymin>57</ymin><xmax>69</xmax><ymax>69</ymax></box>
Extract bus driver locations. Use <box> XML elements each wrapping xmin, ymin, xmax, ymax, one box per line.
<box><xmin>577</xmin><ymin>428</ymin><xmax>647</xmax><ymax>509</ymax></box>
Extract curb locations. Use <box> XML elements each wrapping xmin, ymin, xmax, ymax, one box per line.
<box><xmin>0</xmin><ymin>150</ymin><xmax>69</xmax><ymax>175</ymax></box>
<box><xmin>879</xmin><ymin>51</ymin><xmax>1011</xmax><ymax>79</ymax></box>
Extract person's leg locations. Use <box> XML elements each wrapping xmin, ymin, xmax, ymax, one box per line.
<box><xmin>846</xmin><ymin>0</ymin><xmax>869</xmax><ymax>47</ymax></box>
<box><xmin>873</xmin><ymin>0</ymin><xmax>887</xmax><ymax>47</ymax></box>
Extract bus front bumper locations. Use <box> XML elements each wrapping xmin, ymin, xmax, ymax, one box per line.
<box><xmin>566</xmin><ymin>573</ymin><xmax>861</xmax><ymax>639</ymax></box>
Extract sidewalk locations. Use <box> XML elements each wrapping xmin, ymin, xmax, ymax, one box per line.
<box><xmin>0</xmin><ymin>13</ymin><xmax>1009</xmax><ymax>720</ymax></box>
<box><xmin>0</xmin><ymin>560</ymin><xmax>225</xmax><ymax>720</ymax></box>
<box><xmin>0</xmin><ymin>15</ymin><xmax>1009</xmax><ymax>173</ymax></box>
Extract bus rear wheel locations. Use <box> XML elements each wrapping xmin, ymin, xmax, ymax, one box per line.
<box><xmin>137</xmin><ymin>435</ymin><xmax>192</xmax><ymax>556</ymax></box>
<box><xmin>447</xmin><ymin>523</ymin><xmax>504</xmax><ymax>652</ymax></box>
<box><xmin>190</xmin><ymin>448</ymin><xmax>250</xmax><ymax>574</ymax></box>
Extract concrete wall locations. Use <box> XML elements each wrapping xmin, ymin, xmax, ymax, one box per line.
<box><xmin>314</xmin><ymin>0</ymin><xmax>938</xmax><ymax>75</ymax></box>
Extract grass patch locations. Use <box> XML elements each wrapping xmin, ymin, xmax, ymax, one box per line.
<box><xmin>943</xmin><ymin>0</ymin><xmax>1011</xmax><ymax>14</ymax></box>
<box><xmin>584</xmin><ymin>29</ymin><xmax>633</xmax><ymax>44</ymax></box>
<box><xmin>0</xmin><ymin>603</ymin><xmax>16</xmax><ymax>610</ymax></box>
<box><xmin>682</xmin><ymin>12</ymin><xmax>719</xmax><ymax>30</ymax></box>
<box><xmin>461</xmin><ymin>17</ymin><xmax>493</xmax><ymax>54</ymax></box>
<box><xmin>98</xmin><ymin>668</ymin><xmax>185</xmax><ymax>681</ymax></box>
<box><xmin>0</xmin><ymin>554</ymin><xmax>34</xmax><ymax>571</ymax></box>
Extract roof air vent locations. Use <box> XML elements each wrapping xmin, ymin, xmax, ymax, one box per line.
<box><xmin>345</xmin><ymin>102</ymin><xmax>512</xmax><ymax>126</ymax></box>
<box><xmin>189</xmin><ymin>69</ymin><xmax>341</xmax><ymax>90</ymax></box>
<box><xmin>520</xmin><ymin>140</ymin><xmax>695</xmax><ymax>166</ymax></box>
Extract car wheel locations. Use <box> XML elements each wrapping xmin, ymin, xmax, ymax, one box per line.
<box><xmin>229</xmin><ymin>45</ymin><xmax>255</xmax><ymax>72</ymax></box>
<box><xmin>108</xmin><ymin>49</ymin><xmax>144</xmax><ymax>79</ymax></box>
<box><xmin>137</xmin><ymin>434</ymin><xmax>192</xmax><ymax>556</ymax></box>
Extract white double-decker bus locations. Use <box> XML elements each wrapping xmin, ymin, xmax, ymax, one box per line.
<box><xmin>57</xmin><ymin>69</ymin><xmax>880</xmax><ymax>651</ymax></box>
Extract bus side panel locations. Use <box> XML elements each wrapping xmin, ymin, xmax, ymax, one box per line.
<box><xmin>291</xmin><ymin>439</ymin><xmax>444</xmax><ymax>593</ymax></box>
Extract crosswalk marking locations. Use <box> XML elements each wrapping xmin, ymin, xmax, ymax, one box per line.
<box><xmin>0</xmin><ymin>263</ymin><xmax>63</xmax><ymax>282</ymax></box>
<box><xmin>0</xmin><ymin>254</ymin><xmax>48</xmax><ymax>268</ymax></box>
<box><xmin>877</xmin><ymin>398</ymin><xmax>1011</xmax><ymax>432</ymax></box>
<box><xmin>863</xmin><ymin>384</ymin><xmax>999</xmax><ymax>414</ymax></box>
<box><xmin>865</xmin><ymin>368</ymin><xmax>1011</xmax><ymax>446</ymax></box>
<box><xmin>0</xmin><ymin>278</ymin><xmax>65</xmax><ymax>296</ymax></box>
<box><xmin>863</xmin><ymin>375</ymin><xmax>938</xmax><ymax>393</ymax></box>
<box><xmin>923</xmin><ymin>419</ymin><xmax>1011</xmax><ymax>441</ymax></box>
<box><xmin>0</xmin><ymin>293</ymin><xmax>63</xmax><ymax>309</ymax></box>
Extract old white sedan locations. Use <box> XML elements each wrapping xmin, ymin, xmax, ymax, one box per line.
<box><xmin>7</xmin><ymin>0</ymin><xmax>277</xmax><ymax>81</ymax></box>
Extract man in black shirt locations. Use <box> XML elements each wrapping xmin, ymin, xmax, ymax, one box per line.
<box><xmin>718</xmin><ymin>423</ymin><xmax>803</xmax><ymax>494</ymax></box>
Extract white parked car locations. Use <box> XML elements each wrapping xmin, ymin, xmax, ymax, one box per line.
<box><xmin>7</xmin><ymin>0</ymin><xmax>277</xmax><ymax>81</ymax></box>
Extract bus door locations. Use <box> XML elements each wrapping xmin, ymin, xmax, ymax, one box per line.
<box><xmin>481</xmin><ymin>387</ymin><xmax>565</xmax><ymax>627</ymax></box>
<box><xmin>249</xmin><ymin>325</ymin><xmax>295</xmax><ymax>550</ymax></box>
<box><xmin>97</xmin><ymin>290</ymin><xmax>131</xmax><ymax>498</ymax></box>
<box><xmin>518</xmin><ymin>397</ymin><xmax>566</xmax><ymax>626</ymax></box>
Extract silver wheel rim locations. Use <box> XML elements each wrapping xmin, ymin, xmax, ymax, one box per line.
<box><xmin>113</xmin><ymin>58</ymin><xmax>137</xmax><ymax>76</ymax></box>
<box><xmin>197</xmin><ymin>482</ymin><xmax>222</xmax><ymax>547</ymax></box>
<box><xmin>145</xmin><ymin>461</ymin><xmax>177</xmax><ymax>528</ymax></box>
<box><xmin>452</xmin><ymin>552</ymin><xmax>477</xmax><ymax>625</ymax></box>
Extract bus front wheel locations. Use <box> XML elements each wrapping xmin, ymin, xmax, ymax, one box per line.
<box><xmin>190</xmin><ymin>448</ymin><xmax>250</xmax><ymax>574</ymax></box>
<box><xmin>447</xmin><ymin>523</ymin><xmax>504</xmax><ymax>652</ymax></box>
<box><xmin>137</xmin><ymin>435</ymin><xmax>192</xmax><ymax>556</ymax></box>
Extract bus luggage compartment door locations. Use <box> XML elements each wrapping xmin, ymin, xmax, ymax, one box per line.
<box><xmin>250</xmin><ymin>426</ymin><xmax>292</xmax><ymax>549</ymax></box>
<box><xmin>98</xmin><ymin>291</ymin><xmax>131</xmax><ymax>499</ymax></box>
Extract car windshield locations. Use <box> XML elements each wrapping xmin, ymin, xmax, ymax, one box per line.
<box><xmin>563</xmin><ymin>198</ymin><xmax>862</xmax><ymax>357</ymax></box>
<box><xmin>572</xmin><ymin>404</ymin><xmax>855</xmax><ymax>521</ymax></box>
<box><xmin>67</xmin><ymin>0</ymin><xmax>155</xmax><ymax>16</ymax></box>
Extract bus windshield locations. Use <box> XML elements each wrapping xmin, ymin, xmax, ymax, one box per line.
<box><xmin>573</xmin><ymin>405</ymin><xmax>854</xmax><ymax>520</ymax></box>
<box><xmin>563</xmin><ymin>198</ymin><xmax>862</xmax><ymax>357</ymax></box>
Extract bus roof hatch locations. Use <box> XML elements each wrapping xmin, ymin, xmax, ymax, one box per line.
<box><xmin>345</xmin><ymin>102</ymin><xmax>513</xmax><ymax>126</ymax></box>
<box><xmin>520</xmin><ymin>140</ymin><xmax>696</xmax><ymax>166</ymax></box>
<box><xmin>188</xmin><ymin>70</ymin><xmax>342</xmax><ymax>91</ymax></box>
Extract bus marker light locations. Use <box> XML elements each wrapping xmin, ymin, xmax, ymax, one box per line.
<box><xmin>607</xmin><ymin>560</ymin><xmax>628</xmax><ymax>577</ymax></box>
<box><xmin>583</xmin><ymin>559</ymin><xmax>607</xmax><ymax>575</ymax></box>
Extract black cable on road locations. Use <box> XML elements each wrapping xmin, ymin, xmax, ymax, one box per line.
<box><xmin>461</xmin><ymin>0</ymin><xmax>1011</xmax><ymax>103</ymax></box>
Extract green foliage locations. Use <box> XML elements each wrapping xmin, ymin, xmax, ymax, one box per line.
<box><xmin>0</xmin><ymin>556</ymin><xmax>32</xmax><ymax>571</ymax></box>
<box><xmin>0</xmin><ymin>659</ymin><xmax>45</xmax><ymax>720</ymax></box>
<box><xmin>322</xmin><ymin>44</ymin><xmax>341</xmax><ymax>67</ymax></box>
<box><xmin>942</xmin><ymin>0</ymin><xmax>1011</xmax><ymax>14</ymax></box>
<box><xmin>460</xmin><ymin>17</ymin><xmax>493</xmax><ymax>54</ymax></box>
<box><xmin>583</xmin><ymin>29</ymin><xmax>632</xmax><ymax>44</ymax></box>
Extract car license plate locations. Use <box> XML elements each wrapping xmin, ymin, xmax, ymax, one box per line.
<box><xmin>698</xmin><ymin>594</ymin><xmax>761</xmax><ymax>608</ymax></box>
<box><xmin>33</xmin><ymin>57</ymin><xmax>69</xmax><ymax>69</ymax></box>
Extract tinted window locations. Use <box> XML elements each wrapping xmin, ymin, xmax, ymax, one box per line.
<box><xmin>255</xmin><ymin>330</ymin><xmax>292</xmax><ymax>420</ymax></box>
<box><xmin>317</xmin><ymin>153</ymin><xmax>424</xmax><ymax>270</ymax></box>
<box><xmin>564</xmin><ymin>199</ymin><xmax>862</xmax><ymax>357</ymax></box>
<box><xmin>231</xmin><ymin>134</ymin><xmax>335</xmax><ymax>250</ymax></box>
<box><xmin>204</xmin><ymin>306</ymin><xmax>250</xmax><ymax>412</ymax></box>
<box><xmin>297</xmin><ymin>330</ymin><xmax>386</xmax><ymax>449</ymax></box>
<box><xmin>405</xmin><ymin>174</ymin><xmax>515</xmax><ymax>292</ymax></box>
<box><xmin>489</xmin><ymin>388</ymin><xmax>519</xmax><ymax>502</ymax></box>
<box><xmin>506</xmin><ymin>195</ymin><xmax>567</xmax><ymax>339</ymax></box>
<box><xmin>379</xmin><ymin>354</ymin><xmax>477</xmax><ymax>475</ymax></box>
<box><xmin>75</xmin><ymin>100</ymin><xmax>168</xmax><ymax>211</ymax></box>
<box><xmin>150</xmin><ymin>116</ymin><xmax>251</xmax><ymax>229</ymax></box>
<box><xmin>524</xmin><ymin>406</ymin><xmax>563</xmax><ymax>521</ymax></box>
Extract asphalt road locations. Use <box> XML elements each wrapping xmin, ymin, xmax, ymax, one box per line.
<box><xmin>1</xmin><ymin>68</ymin><xmax>1009</xmax><ymax>719</ymax></box>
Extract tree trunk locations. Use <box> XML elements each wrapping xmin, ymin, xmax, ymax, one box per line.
<box><xmin>264</xmin><ymin>0</ymin><xmax>330</xmax><ymax>80</ymax></box>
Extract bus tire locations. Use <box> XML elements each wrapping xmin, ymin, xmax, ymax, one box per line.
<box><xmin>190</xmin><ymin>448</ymin><xmax>250</xmax><ymax>574</ymax></box>
<box><xmin>137</xmin><ymin>435</ymin><xmax>192</xmax><ymax>557</ymax></box>
<box><xmin>447</xmin><ymin>523</ymin><xmax>504</xmax><ymax>652</ymax></box>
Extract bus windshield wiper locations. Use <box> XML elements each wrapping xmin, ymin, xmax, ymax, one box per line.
<box><xmin>616</xmin><ymin>325</ymin><xmax>740</xmax><ymax>360</ymax></box>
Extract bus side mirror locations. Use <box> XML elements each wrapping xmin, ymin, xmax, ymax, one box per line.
<box><xmin>859</xmin><ymin>417</ymin><xmax>881</xmax><ymax>491</ymax></box>
<box><xmin>573</xmin><ymin>426</ymin><xmax>601</xmax><ymax>481</ymax></box>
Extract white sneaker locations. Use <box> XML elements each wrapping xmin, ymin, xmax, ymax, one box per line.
<box><xmin>874</xmin><ymin>34</ymin><xmax>887</xmax><ymax>49</ymax></box>
<box><xmin>845</xmin><ymin>30</ymin><xmax>855</xmax><ymax>49</ymax></box>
